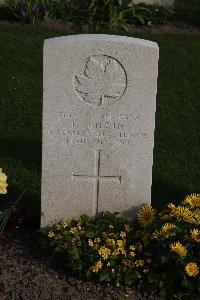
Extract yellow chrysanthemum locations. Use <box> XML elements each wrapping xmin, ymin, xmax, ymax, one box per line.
<box><xmin>137</xmin><ymin>205</ymin><xmax>156</xmax><ymax>227</ymax></box>
<box><xmin>48</xmin><ymin>231</ymin><xmax>55</xmax><ymax>238</ymax></box>
<box><xmin>130</xmin><ymin>245</ymin><xmax>135</xmax><ymax>251</ymax></box>
<box><xmin>161</xmin><ymin>223</ymin><xmax>177</xmax><ymax>237</ymax></box>
<box><xmin>170</xmin><ymin>242</ymin><xmax>187</xmax><ymax>258</ymax></box>
<box><xmin>112</xmin><ymin>248</ymin><xmax>120</xmax><ymax>257</ymax></box>
<box><xmin>130</xmin><ymin>251</ymin><xmax>135</xmax><ymax>257</ymax></box>
<box><xmin>191</xmin><ymin>229</ymin><xmax>200</xmax><ymax>242</ymax></box>
<box><xmin>94</xmin><ymin>237</ymin><xmax>101</xmax><ymax>243</ymax></box>
<box><xmin>117</xmin><ymin>239</ymin><xmax>124</xmax><ymax>248</ymax></box>
<box><xmin>152</xmin><ymin>230</ymin><xmax>162</xmax><ymax>239</ymax></box>
<box><xmin>92</xmin><ymin>261</ymin><xmax>103</xmax><ymax>273</ymax></box>
<box><xmin>76</xmin><ymin>224</ymin><xmax>82</xmax><ymax>230</ymax></box>
<box><xmin>88</xmin><ymin>239</ymin><xmax>94</xmax><ymax>247</ymax></box>
<box><xmin>135</xmin><ymin>260</ymin><xmax>145</xmax><ymax>267</ymax></box>
<box><xmin>185</xmin><ymin>262</ymin><xmax>199</xmax><ymax>277</ymax></box>
<box><xmin>98</xmin><ymin>246</ymin><xmax>111</xmax><ymax>260</ymax></box>
<box><xmin>162</xmin><ymin>223</ymin><xmax>176</xmax><ymax>232</ymax></box>
<box><xmin>63</xmin><ymin>220</ymin><xmax>70</xmax><ymax>228</ymax></box>
<box><xmin>0</xmin><ymin>168</ymin><xmax>8</xmax><ymax>194</ymax></box>
<box><xmin>192</xmin><ymin>209</ymin><xmax>200</xmax><ymax>225</ymax></box>
<box><xmin>120</xmin><ymin>231</ymin><xmax>126</xmax><ymax>239</ymax></box>
<box><xmin>107</xmin><ymin>238</ymin><xmax>115</xmax><ymax>246</ymax></box>
<box><xmin>168</xmin><ymin>203</ymin><xmax>176</xmax><ymax>210</ymax></box>
<box><xmin>70</xmin><ymin>227</ymin><xmax>77</xmax><ymax>234</ymax></box>
<box><xmin>55</xmin><ymin>224</ymin><xmax>61</xmax><ymax>230</ymax></box>
<box><xmin>184</xmin><ymin>194</ymin><xmax>200</xmax><ymax>207</ymax></box>
<box><xmin>120</xmin><ymin>248</ymin><xmax>127</xmax><ymax>255</ymax></box>
<box><xmin>169</xmin><ymin>205</ymin><xmax>194</xmax><ymax>223</ymax></box>
<box><xmin>143</xmin><ymin>269</ymin><xmax>149</xmax><ymax>273</ymax></box>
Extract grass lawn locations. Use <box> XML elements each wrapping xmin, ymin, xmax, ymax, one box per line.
<box><xmin>0</xmin><ymin>24</ymin><xmax>199</xmax><ymax>226</ymax></box>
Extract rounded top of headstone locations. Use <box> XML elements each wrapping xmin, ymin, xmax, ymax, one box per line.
<box><xmin>44</xmin><ymin>34</ymin><xmax>159</xmax><ymax>50</ymax></box>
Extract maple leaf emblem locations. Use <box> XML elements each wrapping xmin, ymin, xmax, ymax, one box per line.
<box><xmin>74</xmin><ymin>55</ymin><xmax>127</xmax><ymax>107</ymax></box>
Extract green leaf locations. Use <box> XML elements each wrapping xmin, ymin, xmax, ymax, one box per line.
<box><xmin>124</xmin><ymin>270</ymin><xmax>139</xmax><ymax>285</ymax></box>
<box><xmin>68</xmin><ymin>246</ymin><xmax>79</xmax><ymax>260</ymax></box>
<box><xmin>99</xmin><ymin>270</ymin><xmax>111</xmax><ymax>282</ymax></box>
<box><xmin>147</xmin><ymin>272</ymin><xmax>159</xmax><ymax>284</ymax></box>
<box><xmin>85</xmin><ymin>231</ymin><xmax>96</xmax><ymax>238</ymax></box>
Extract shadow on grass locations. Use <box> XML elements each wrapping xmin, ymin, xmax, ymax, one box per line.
<box><xmin>0</xmin><ymin>137</ymin><xmax>42</xmax><ymax>170</ymax></box>
<box><xmin>151</xmin><ymin>180</ymin><xmax>190</xmax><ymax>210</ymax></box>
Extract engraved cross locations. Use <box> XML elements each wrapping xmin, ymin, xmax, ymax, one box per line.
<box><xmin>72</xmin><ymin>150</ymin><xmax>121</xmax><ymax>217</ymax></box>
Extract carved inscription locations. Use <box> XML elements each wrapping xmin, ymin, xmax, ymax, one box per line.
<box><xmin>49</xmin><ymin>111</ymin><xmax>148</xmax><ymax>148</ymax></box>
<box><xmin>74</xmin><ymin>55</ymin><xmax>127</xmax><ymax>107</ymax></box>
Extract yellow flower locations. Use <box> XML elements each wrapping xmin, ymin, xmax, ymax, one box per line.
<box><xmin>143</xmin><ymin>269</ymin><xmax>149</xmax><ymax>273</ymax></box>
<box><xmin>130</xmin><ymin>251</ymin><xmax>135</xmax><ymax>257</ymax></box>
<box><xmin>135</xmin><ymin>260</ymin><xmax>145</xmax><ymax>267</ymax></box>
<box><xmin>92</xmin><ymin>261</ymin><xmax>103</xmax><ymax>273</ymax></box>
<box><xmin>124</xmin><ymin>224</ymin><xmax>131</xmax><ymax>232</ymax></box>
<box><xmin>109</xmin><ymin>224</ymin><xmax>114</xmax><ymax>229</ymax></box>
<box><xmin>55</xmin><ymin>224</ymin><xmax>61</xmax><ymax>230</ymax></box>
<box><xmin>162</xmin><ymin>223</ymin><xmax>176</xmax><ymax>233</ymax></box>
<box><xmin>192</xmin><ymin>209</ymin><xmax>200</xmax><ymax>225</ymax></box>
<box><xmin>168</xmin><ymin>203</ymin><xmax>176</xmax><ymax>210</ymax></box>
<box><xmin>152</xmin><ymin>230</ymin><xmax>162</xmax><ymax>239</ymax></box>
<box><xmin>63</xmin><ymin>220</ymin><xmax>70</xmax><ymax>228</ymax></box>
<box><xmin>107</xmin><ymin>262</ymin><xmax>111</xmax><ymax>267</ymax></box>
<box><xmin>185</xmin><ymin>262</ymin><xmax>199</xmax><ymax>277</ymax></box>
<box><xmin>120</xmin><ymin>231</ymin><xmax>126</xmax><ymax>239</ymax></box>
<box><xmin>107</xmin><ymin>238</ymin><xmax>115</xmax><ymax>246</ymax></box>
<box><xmin>161</xmin><ymin>223</ymin><xmax>177</xmax><ymax>237</ymax></box>
<box><xmin>130</xmin><ymin>245</ymin><xmax>135</xmax><ymax>251</ymax></box>
<box><xmin>94</xmin><ymin>237</ymin><xmax>101</xmax><ymax>243</ymax></box>
<box><xmin>48</xmin><ymin>231</ymin><xmax>55</xmax><ymax>238</ymax></box>
<box><xmin>112</xmin><ymin>248</ymin><xmax>120</xmax><ymax>257</ymax></box>
<box><xmin>88</xmin><ymin>239</ymin><xmax>94</xmax><ymax>247</ymax></box>
<box><xmin>76</xmin><ymin>224</ymin><xmax>82</xmax><ymax>230</ymax></box>
<box><xmin>170</xmin><ymin>242</ymin><xmax>187</xmax><ymax>258</ymax></box>
<box><xmin>117</xmin><ymin>239</ymin><xmax>124</xmax><ymax>248</ymax></box>
<box><xmin>120</xmin><ymin>248</ymin><xmax>127</xmax><ymax>255</ymax></box>
<box><xmin>184</xmin><ymin>193</ymin><xmax>200</xmax><ymax>207</ymax></box>
<box><xmin>98</xmin><ymin>246</ymin><xmax>111</xmax><ymax>260</ymax></box>
<box><xmin>137</xmin><ymin>205</ymin><xmax>156</xmax><ymax>227</ymax></box>
<box><xmin>169</xmin><ymin>205</ymin><xmax>193</xmax><ymax>223</ymax></box>
<box><xmin>191</xmin><ymin>229</ymin><xmax>200</xmax><ymax>242</ymax></box>
<box><xmin>70</xmin><ymin>227</ymin><xmax>77</xmax><ymax>234</ymax></box>
<box><xmin>0</xmin><ymin>168</ymin><xmax>8</xmax><ymax>194</ymax></box>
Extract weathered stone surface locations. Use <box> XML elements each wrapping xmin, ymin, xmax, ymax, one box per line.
<box><xmin>41</xmin><ymin>34</ymin><xmax>159</xmax><ymax>227</ymax></box>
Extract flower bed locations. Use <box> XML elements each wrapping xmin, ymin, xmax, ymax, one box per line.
<box><xmin>41</xmin><ymin>194</ymin><xmax>200</xmax><ymax>299</ymax></box>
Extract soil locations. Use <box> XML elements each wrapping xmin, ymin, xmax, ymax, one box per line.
<box><xmin>0</xmin><ymin>230</ymin><xmax>164</xmax><ymax>300</ymax></box>
<box><xmin>0</xmin><ymin>19</ymin><xmax>200</xmax><ymax>34</ymax></box>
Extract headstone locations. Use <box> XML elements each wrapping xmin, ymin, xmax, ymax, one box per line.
<box><xmin>41</xmin><ymin>34</ymin><xmax>159</xmax><ymax>227</ymax></box>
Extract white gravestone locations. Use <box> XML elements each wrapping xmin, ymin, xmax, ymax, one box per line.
<box><xmin>41</xmin><ymin>34</ymin><xmax>159</xmax><ymax>227</ymax></box>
